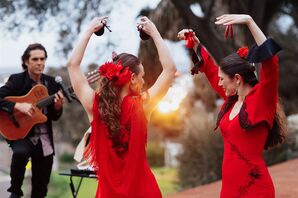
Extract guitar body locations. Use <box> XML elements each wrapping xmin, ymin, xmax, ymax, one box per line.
<box><xmin>0</xmin><ymin>84</ymin><xmax>49</xmax><ymax>140</ymax></box>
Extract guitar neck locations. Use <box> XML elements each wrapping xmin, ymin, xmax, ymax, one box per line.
<box><xmin>36</xmin><ymin>86</ymin><xmax>74</xmax><ymax>109</ymax></box>
<box><xmin>36</xmin><ymin>95</ymin><xmax>56</xmax><ymax>109</ymax></box>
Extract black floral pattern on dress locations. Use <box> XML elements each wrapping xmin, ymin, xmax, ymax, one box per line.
<box><xmin>113</xmin><ymin>126</ymin><xmax>131</xmax><ymax>158</ymax></box>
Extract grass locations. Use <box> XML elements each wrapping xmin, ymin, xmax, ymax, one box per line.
<box><xmin>152</xmin><ymin>167</ymin><xmax>179</xmax><ymax>196</ymax></box>
<box><xmin>47</xmin><ymin>167</ymin><xmax>178</xmax><ymax>198</ymax></box>
<box><xmin>47</xmin><ymin>172</ymin><xmax>97</xmax><ymax>198</ymax></box>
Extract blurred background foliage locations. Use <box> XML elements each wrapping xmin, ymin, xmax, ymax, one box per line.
<box><xmin>0</xmin><ymin>0</ymin><xmax>298</xmax><ymax>194</ymax></box>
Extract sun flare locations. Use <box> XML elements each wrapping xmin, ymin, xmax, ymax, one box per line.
<box><xmin>157</xmin><ymin>101</ymin><xmax>179</xmax><ymax>114</ymax></box>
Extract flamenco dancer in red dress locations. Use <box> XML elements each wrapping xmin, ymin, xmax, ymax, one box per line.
<box><xmin>178</xmin><ymin>14</ymin><xmax>287</xmax><ymax>197</ymax></box>
<box><xmin>67</xmin><ymin>16</ymin><xmax>176</xmax><ymax>198</ymax></box>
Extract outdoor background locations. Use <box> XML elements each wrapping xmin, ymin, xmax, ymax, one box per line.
<box><xmin>0</xmin><ymin>0</ymin><xmax>298</xmax><ymax>197</ymax></box>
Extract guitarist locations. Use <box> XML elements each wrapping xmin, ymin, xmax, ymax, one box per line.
<box><xmin>0</xmin><ymin>43</ymin><xmax>64</xmax><ymax>198</ymax></box>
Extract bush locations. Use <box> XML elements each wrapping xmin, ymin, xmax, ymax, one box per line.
<box><xmin>59</xmin><ymin>152</ymin><xmax>74</xmax><ymax>163</ymax></box>
<box><xmin>178</xmin><ymin>112</ymin><xmax>223</xmax><ymax>189</ymax></box>
<box><xmin>146</xmin><ymin>141</ymin><xmax>165</xmax><ymax>167</ymax></box>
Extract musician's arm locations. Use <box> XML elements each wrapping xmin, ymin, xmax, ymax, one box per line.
<box><xmin>48</xmin><ymin>103</ymin><xmax>63</xmax><ymax>121</ymax></box>
<box><xmin>0</xmin><ymin>76</ymin><xmax>17</xmax><ymax>114</ymax></box>
<box><xmin>47</xmin><ymin>82</ymin><xmax>63</xmax><ymax>121</ymax></box>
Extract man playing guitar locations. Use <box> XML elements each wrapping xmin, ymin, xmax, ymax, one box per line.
<box><xmin>0</xmin><ymin>43</ymin><xmax>64</xmax><ymax>198</ymax></box>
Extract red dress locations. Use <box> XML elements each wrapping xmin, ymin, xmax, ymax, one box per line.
<box><xmin>199</xmin><ymin>45</ymin><xmax>278</xmax><ymax>197</ymax></box>
<box><xmin>86</xmin><ymin>94</ymin><xmax>162</xmax><ymax>198</ymax></box>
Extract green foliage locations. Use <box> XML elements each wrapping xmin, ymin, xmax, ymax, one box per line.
<box><xmin>146</xmin><ymin>142</ymin><xmax>165</xmax><ymax>167</ymax></box>
<box><xmin>47</xmin><ymin>173</ymin><xmax>70</xmax><ymax>198</ymax></box>
<box><xmin>152</xmin><ymin>167</ymin><xmax>179</xmax><ymax>196</ymax></box>
<box><xmin>59</xmin><ymin>152</ymin><xmax>75</xmax><ymax>163</ymax></box>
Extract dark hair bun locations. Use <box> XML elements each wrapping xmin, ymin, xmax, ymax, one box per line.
<box><xmin>112</xmin><ymin>51</ymin><xmax>119</xmax><ymax>61</ymax></box>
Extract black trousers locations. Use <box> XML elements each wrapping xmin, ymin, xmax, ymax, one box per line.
<box><xmin>7</xmin><ymin>138</ymin><xmax>53</xmax><ymax>198</ymax></box>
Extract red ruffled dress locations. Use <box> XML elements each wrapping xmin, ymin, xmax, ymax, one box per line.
<box><xmin>85</xmin><ymin>94</ymin><xmax>162</xmax><ymax>198</ymax></box>
<box><xmin>199</xmin><ymin>39</ymin><xmax>279</xmax><ymax>197</ymax></box>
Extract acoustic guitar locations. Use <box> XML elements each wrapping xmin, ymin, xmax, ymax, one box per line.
<box><xmin>0</xmin><ymin>84</ymin><xmax>74</xmax><ymax>140</ymax></box>
<box><xmin>0</xmin><ymin>70</ymin><xmax>100</xmax><ymax>140</ymax></box>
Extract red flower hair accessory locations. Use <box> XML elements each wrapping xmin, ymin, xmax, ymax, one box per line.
<box><xmin>98</xmin><ymin>61</ymin><xmax>132</xmax><ymax>87</ymax></box>
<box><xmin>237</xmin><ymin>46</ymin><xmax>249</xmax><ymax>59</ymax></box>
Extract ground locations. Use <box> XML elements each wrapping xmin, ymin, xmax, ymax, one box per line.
<box><xmin>166</xmin><ymin>158</ymin><xmax>298</xmax><ymax>198</ymax></box>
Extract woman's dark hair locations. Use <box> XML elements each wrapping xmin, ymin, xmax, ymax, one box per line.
<box><xmin>220</xmin><ymin>53</ymin><xmax>258</xmax><ymax>86</ymax></box>
<box><xmin>97</xmin><ymin>53</ymin><xmax>141</xmax><ymax>156</ymax></box>
<box><xmin>216</xmin><ymin>53</ymin><xmax>258</xmax><ymax>128</ymax></box>
<box><xmin>216</xmin><ymin>53</ymin><xmax>287</xmax><ymax>149</ymax></box>
<box><xmin>265</xmin><ymin>101</ymin><xmax>287</xmax><ymax>149</ymax></box>
<box><xmin>21</xmin><ymin>43</ymin><xmax>48</xmax><ymax>70</ymax></box>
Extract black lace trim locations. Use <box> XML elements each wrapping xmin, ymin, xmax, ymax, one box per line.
<box><xmin>215</xmin><ymin>95</ymin><xmax>238</xmax><ymax>130</ymax></box>
<box><xmin>238</xmin><ymin>103</ymin><xmax>253</xmax><ymax>130</ymax></box>
<box><xmin>190</xmin><ymin>44</ymin><xmax>204</xmax><ymax>75</ymax></box>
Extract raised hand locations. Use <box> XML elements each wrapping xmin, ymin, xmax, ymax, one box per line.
<box><xmin>136</xmin><ymin>16</ymin><xmax>159</xmax><ymax>38</ymax></box>
<box><xmin>86</xmin><ymin>16</ymin><xmax>109</xmax><ymax>35</ymax></box>
<box><xmin>54</xmin><ymin>91</ymin><xmax>64</xmax><ymax>110</ymax></box>
<box><xmin>177</xmin><ymin>29</ymin><xmax>200</xmax><ymax>52</ymax></box>
<box><xmin>215</xmin><ymin>14</ymin><xmax>266</xmax><ymax>46</ymax></box>
<box><xmin>215</xmin><ymin>14</ymin><xmax>252</xmax><ymax>26</ymax></box>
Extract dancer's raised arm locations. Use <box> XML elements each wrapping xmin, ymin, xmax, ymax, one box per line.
<box><xmin>177</xmin><ymin>29</ymin><xmax>226</xmax><ymax>99</ymax></box>
<box><xmin>216</xmin><ymin>14</ymin><xmax>282</xmax><ymax>118</ymax></box>
<box><xmin>137</xmin><ymin>16</ymin><xmax>177</xmax><ymax>117</ymax></box>
<box><xmin>215</xmin><ymin>14</ymin><xmax>266</xmax><ymax>46</ymax></box>
<box><xmin>67</xmin><ymin>16</ymin><xmax>108</xmax><ymax>121</ymax></box>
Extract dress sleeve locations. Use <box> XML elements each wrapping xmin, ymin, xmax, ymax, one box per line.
<box><xmin>253</xmin><ymin>39</ymin><xmax>281</xmax><ymax>127</ymax></box>
<box><xmin>241</xmin><ymin>38</ymin><xmax>281</xmax><ymax>129</ymax></box>
<box><xmin>196</xmin><ymin>46</ymin><xmax>226</xmax><ymax>99</ymax></box>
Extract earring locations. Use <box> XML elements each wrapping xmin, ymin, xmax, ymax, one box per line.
<box><xmin>235</xmin><ymin>83</ymin><xmax>239</xmax><ymax>95</ymax></box>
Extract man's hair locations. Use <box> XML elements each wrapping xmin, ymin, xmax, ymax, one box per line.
<box><xmin>21</xmin><ymin>43</ymin><xmax>47</xmax><ymax>70</ymax></box>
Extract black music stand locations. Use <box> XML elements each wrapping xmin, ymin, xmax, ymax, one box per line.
<box><xmin>59</xmin><ymin>169</ymin><xmax>97</xmax><ymax>198</ymax></box>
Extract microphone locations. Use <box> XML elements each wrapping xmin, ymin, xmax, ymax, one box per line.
<box><xmin>55</xmin><ymin>76</ymin><xmax>73</xmax><ymax>103</ymax></box>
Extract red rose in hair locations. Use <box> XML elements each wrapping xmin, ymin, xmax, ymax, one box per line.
<box><xmin>98</xmin><ymin>62</ymin><xmax>111</xmax><ymax>77</ymax></box>
<box><xmin>237</xmin><ymin>47</ymin><xmax>249</xmax><ymax>59</ymax></box>
<box><xmin>115</xmin><ymin>67</ymin><xmax>132</xmax><ymax>86</ymax></box>
<box><xmin>98</xmin><ymin>61</ymin><xmax>132</xmax><ymax>86</ymax></box>
<box><xmin>99</xmin><ymin>62</ymin><xmax>121</xmax><ymax>80</ymax></box>
<box><xmin>105</xmin><ymin>62</ymin><xmax>122</xmax><ymax>80</ymax></box>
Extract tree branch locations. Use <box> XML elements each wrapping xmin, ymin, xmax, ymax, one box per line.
<box><xmin>206</xmin><ymin>0</ymin><xmax>215</xmax><ymax>18</ymax></box>
<box><xmin>171</xmin><ymin>0</ymin><xmax>232</xmax><ymax>61</ymax></box>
